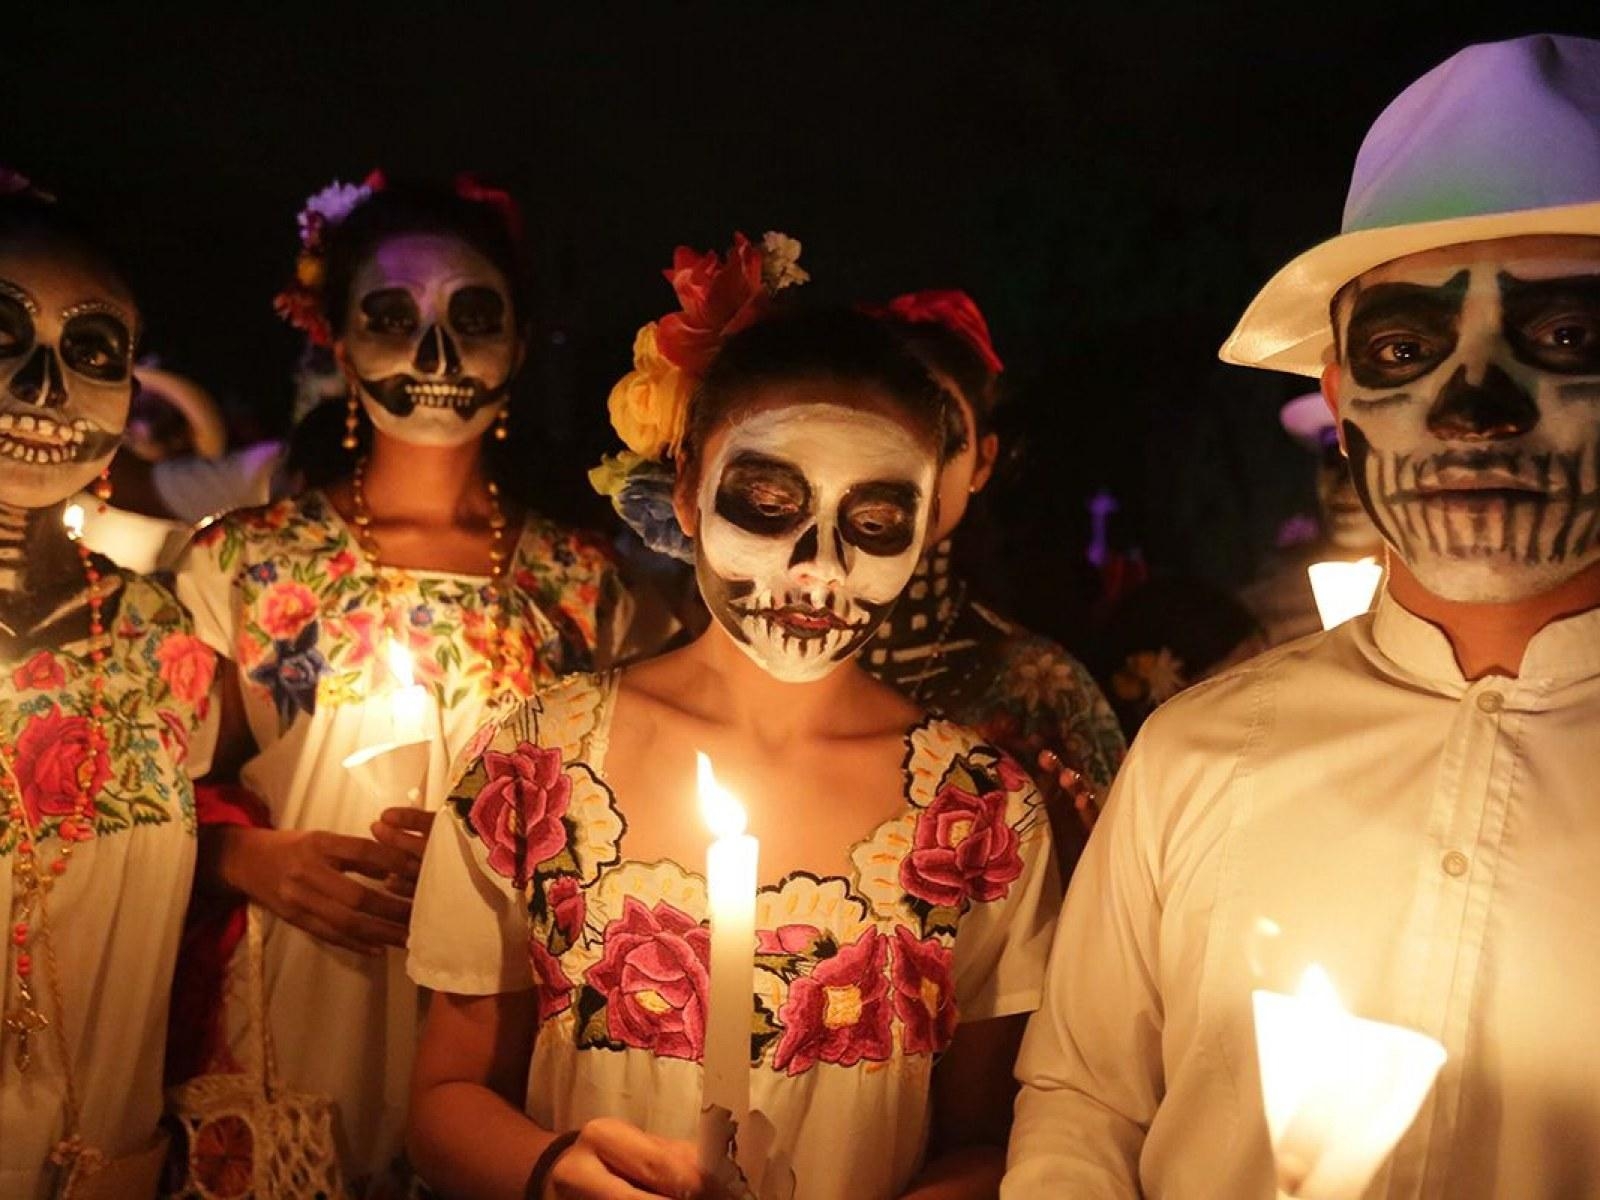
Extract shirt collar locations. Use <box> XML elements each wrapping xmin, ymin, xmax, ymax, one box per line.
<box><xmin>1371</xmin><ymin>587</ymin><xmax>1600</xmax><ymax>686</ymax></box>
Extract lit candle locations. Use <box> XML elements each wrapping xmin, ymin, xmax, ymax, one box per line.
<box><xmin>386</xmin><ymin>639</ymin><xmax>429</xmax><ymax>745</ymax></box>
<box><xmin>62</xmin><ymin>503</ymin><xmax>85</xmax><ymax>541</ymax></box>
<box><xmin>1307</xmin><ymin>558</ymin><xmax>1383</xmax><ymax>630</ymax></box>
<box><xmin>1253</xmin><ymin>965</ymin><xmax>1446</xmax><ymax>1199</ymax></box>
<box><xmin>696</xmin><ymin>751</ymin><xmax>758</xmax><ymax>1172</ymax></box>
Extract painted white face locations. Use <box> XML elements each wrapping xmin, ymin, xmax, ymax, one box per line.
<box><xmin>695</xmin><ymin>398</ymin><xmax>937</xmax><ymax>682</ymax></box>
<box><xmin>0</xmin><ymin>240</ymin><xmax>134</xmax><ymax>508</ymax></box>
<box><xmin>340</xmin><ymin>233</ymin><xmax>521</xmax><ymax>447</ymax></box>
<box><xmin>1334</xmin><ymin>236</ymin><xmax>1600</xmax><ymax>602</ymax></box>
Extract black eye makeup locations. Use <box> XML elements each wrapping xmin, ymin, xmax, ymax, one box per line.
<box><xmin>715</xmin><ymin>454</ymin><xmax>812</xmax><ymax>537</ymax></box>
<box><xmin>448</xmin><ymin>286</ymin><xmax>507</xmax><ymax>337</ymax></box>
<box><xmin>0</xmin><ymin>292</ymin><xmax>33</xmax><ymax>360</ymax></box>
<box><xmin>60</xmin><ymin>310</ymin><xmax>131</xmax><ymax>382</ymax></box>
<box><xmin>840</xmin><ymin>481</ymin><xmax>920</xmax><ymax>556</ymax></box>
<box><xmin>1346</xmin><ymin>271</ymin><xmax>1469</xmax><ymax>389</ymax></box>
<box><xmin>1500</xmin><ymin>271</ymin><xmax>1600</xmax><ymax>375</ymax></box>
<box><xmin>360</xmin><ymin>288</ymin><xmax>421</xmax><ymax>337</ymax></box>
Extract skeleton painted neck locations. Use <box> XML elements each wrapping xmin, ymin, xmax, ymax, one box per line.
<box><xmin>340</xmin><ymin>233</ymin><xmax>521</xmax><ymax>448</ymax></box>
<box><xmin>1335</xmin><ymin>239</ymin><xmax>1600</xmax><ymax>603</ymax></box>
<box><xmin>694</xmin><ymin>401</ymin><xmax>935</xmax><ymax>683</ymax></box>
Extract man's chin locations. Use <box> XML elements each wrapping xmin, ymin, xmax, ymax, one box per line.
<box><xmin>1404</xmin><ymin>554</ymin><xmax>1598</xmax><ymax>605</ymax></box>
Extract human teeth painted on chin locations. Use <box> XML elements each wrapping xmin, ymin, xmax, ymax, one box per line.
<box><xmin>0</xmin><ymin>270</ymin><xmax>133</xmax><ymax>508</ymax></box>
<box><xmin>1335</xmin><ymin>246</ymin><xmax>1600</xmax><ymax>602</ymax></box>
<box><xmin>694</xmin><ymin>403</ymin><xmax>936</xmax><ymax>683</ymax></box>
<box><xmin>341</xmin><ymin>235</ymin><xmax>519</xmax><ymax>447</ymax></box>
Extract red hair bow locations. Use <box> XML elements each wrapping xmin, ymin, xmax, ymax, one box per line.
<box><xmin>454</xmin><ymin>172</ymin><xmax>525</xmax><ymax>251</ymax></box>
<box><xmin>880</xmin><ymin>289</ymin><xmax>1004</xmax><ymax>374</ymax></box>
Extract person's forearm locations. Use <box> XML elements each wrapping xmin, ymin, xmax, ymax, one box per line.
<box><xmin>196</xmin><ymin>822</ymin><xmax>271</xmax><ymax>899</ymax></box>
<box><xmin>409</xmin><ymin>1081</ymin><xmax>554</xmax><ymax>1200</ymax></box>
<box><xmin>901</xmin><ymin>1144</ymin><xmax>1005</xmax><ymax>1200</ymax></box>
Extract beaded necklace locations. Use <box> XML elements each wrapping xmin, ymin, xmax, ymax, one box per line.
<box><xmin>348</xmin><ymin>456</ymin><xmax>512</xmax><ymax>694</ymax></box>
<box><xmin>1</xmin><ymin>531</ymin><xmax>109</xmax><ymax>1174</ymax></box>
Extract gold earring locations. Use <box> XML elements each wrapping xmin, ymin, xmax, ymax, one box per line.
<box><xmin>342</xmin><ymin>385</ymin><xmax>360</xmax><ymax>451</ymax></box>
<box><xmin>494</xmin><ymin>406</ymin><xmax>509</xmax><ymax>442</ymax></box>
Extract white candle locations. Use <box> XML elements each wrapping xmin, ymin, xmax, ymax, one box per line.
<box><xmin>1307</xmin><ymin>558</ymin><xmax>1383</xmax><ymax>630</ymax></box>
<box><xmin>1253</xmin><ymin>965</ymin><xmax>1446</xmax><ymax>1199</ymax></box>
<box><xmin>62</xmin><ymin>503</ymin><xmax>85</xmax><ymax>541</ymax></box>
<box><xmin>386</xmin><ymin>639</ymin><xmax>429</xmax><ymax>745</ymax></box>
<box><xmin>696</xmin><ymin>751</ymin><xmax>758</xmax><ymax>1171</ymax></box>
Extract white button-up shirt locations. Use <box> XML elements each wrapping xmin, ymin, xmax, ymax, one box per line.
<box><xmin>1004</xmin><ymin>591</ymin><xmax>1600</xmax><ymax>1199</ymax></box>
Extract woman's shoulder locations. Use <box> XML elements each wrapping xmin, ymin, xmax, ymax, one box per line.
<box><xmin>899</xmin><ymin>714</ymin><xmax>1036</xmax><ymax>808</ymax></box>
<box><xmin>458</xmin><ymin>670</ymin><xmax>615</xmax><ymax>772</ymax></box>
<box><xmin>186</xmin><ymin>493</ymin><xmax>332</xmax><ymax>562</ymax></box>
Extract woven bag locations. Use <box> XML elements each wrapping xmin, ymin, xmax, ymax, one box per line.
<box><xmin>165</xmin><ymin>906</ymin><xmax>349</xmax><ymax>1200</ymax></box>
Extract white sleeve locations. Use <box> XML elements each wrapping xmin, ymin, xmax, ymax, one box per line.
<box><xmin>152</xmin><ymin>442</ymin><xmax>283</xmax><ymax>523</ymax></box>
<box><xmin>1002</xmin><ymin>740</ymin><xmax>1164</xmax><ymax>1198</ymax></box>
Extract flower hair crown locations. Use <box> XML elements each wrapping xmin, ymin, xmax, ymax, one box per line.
<box><xmin>589</xmin><ymin>231</ymin><xmax>808</xmax><ymax>562</ymax></box>
<box><xmin>272</xmin><ymin>170</ymin><xmax>524</xmax><ymax>347</ymax></box>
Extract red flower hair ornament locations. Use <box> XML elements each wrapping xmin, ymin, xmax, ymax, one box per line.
<box><xmin>874</xmin><ymin>288</ymin><xmax>1004</xmax><ymax>375</ymax></box>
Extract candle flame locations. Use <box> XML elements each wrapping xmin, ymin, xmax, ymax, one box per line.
<box><xmin>62</xmin><ymin>503</ymin><xmax>84</xmax><ymax>540</ymax></box>
<box><xmin>1296</xmin><ymin>963</ymin><xmax>1343</xmax><ymax>1012</ymax></box>
<box><xmin>697</xmin><ymin>751</ymin><xmax>746</xmax><ymax>839</ymax></box>
<box><xmin>387</xmin><ymin>639</ymin><xmax>415</xmax><ymax>688</ymax></box>
<box><xmin>1307</xmin><ymin>558</ymin><xmax>1383</xmax><ymax>630</ymax></box>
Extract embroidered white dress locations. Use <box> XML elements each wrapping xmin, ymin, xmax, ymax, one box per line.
<box><xmin>174</xmin><ymin>491</ymin><xmax>619</xmax><ymax>1183</ymax></box>
<box><xmin>409</xmin><ymin>672</ymin><xmax>1059</xmax><ymax>1200</ymax></box>
<box><xmin>1</xmin><ymin>571</ymin><xmax>216</xmax><ymax>1199</ymax></box>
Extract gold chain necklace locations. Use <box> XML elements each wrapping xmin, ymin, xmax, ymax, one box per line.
<box><xmin>2</xmin><ymin>535</ymin><xmax>111</xmax><ymax>1180</ymax></box>
<box><xmin>348</xmin><ymin>457</ymin><xmax>512</xmax><ymax>694</ymax></box>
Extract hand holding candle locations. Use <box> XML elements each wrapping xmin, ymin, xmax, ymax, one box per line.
<box><xmin>1253</xmin><ymin>965</ymin><xmax>1446</xmax><ymax>1199</ymax></box>
<box><xmin>696</xmin><ymin>751</ymin><xmax>759</xmax><ymax>1174</ymax></box>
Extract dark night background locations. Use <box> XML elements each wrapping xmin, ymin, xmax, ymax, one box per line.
<box><xmin>7</xmin><ymin>2</ymin><xmax>1600</xmax><ymax>654</ymax></box>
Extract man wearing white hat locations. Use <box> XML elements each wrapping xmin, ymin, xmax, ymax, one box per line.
<box><xmin>1005</xmin><ymin>34</ymin><xmax>1600</xmax><ymax>1199</ymax></box>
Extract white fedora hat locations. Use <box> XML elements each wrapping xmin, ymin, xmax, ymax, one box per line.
<box><xmin>1221</xmin><ymin>34</ymin><xmax>1600</xmax><ymax>378</ymax></box>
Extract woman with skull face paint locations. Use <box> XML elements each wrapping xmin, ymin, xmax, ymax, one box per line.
<box><xmin>0</xmin><ymin>184</ymin><xmax>218</xmax><ymax>1199</ymax></box>
<box><xmin>861</xmin><ymin>292</ymin><xmax>1124</xmax><ymax>872</ymax></box>
<box><xmin>173</xmin><ymin>179</ymin><xmax>623</xmax><ymax>1189</ymax></box>
<box><xmin>408</xmin><ymin>306</ymin><xmax>1060</xmax><ymax>1200</ymax></box>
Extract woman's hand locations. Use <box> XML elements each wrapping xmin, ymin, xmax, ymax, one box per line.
<box><xmin>212</xmin><ymin>824</ymin><xmax>418</xmax><ymax>953</ymax></box>
<box><xmin>371</xmin><ymin>806</ymin><xmax>436</xmax><ymax>898</ymax></box>
<box><xmin>541</xmin><ymin>1119</ymin><xmax>706</xmax><ymax>1200</ymax></box>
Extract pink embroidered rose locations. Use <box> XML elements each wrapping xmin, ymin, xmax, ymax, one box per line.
<box><xmin>11</xmin><ymin>651</ymin><xmax>65</xmax><ymax>692</ymax></box>
<box><xmin>468</xmin><ymin>742</ymin><xmax>572</xmax><ymax>887</ymax></box>
<box><xmin>757</xmin><ymin>924</ymin><xmax>823</xmax><ymax>956</ymax></box>
<box><xmin>891</xmin><ymin>927</ymin><xmax>958</xmax><ymax>1055</ymax></box>
<box><xmin>258</xmin><ymin>582</ymin><xmax>319</xmax><ymax>640</ymax></box>
<box><xmin>585</xmin><ymin>897</ymin><xmax>710</xmax><ymax>1062</ymax></box>
<box><xmin>12</xmin><ymin>705</ymin><xmax>111</xmax><ymax>828</ymax></box>
<box><xmin>772</xmin><ymin>928</ymin><xmax>892</xmax><ymax>1075</ymax></box>
<box><xmin>325</xmin><ymin>547</ymin><xmax>358</xmax><ymax>580</ymax></box>
<box><xmin>327</xmin><ymin>608</ymin><xmax>380</xmax><ymax>666</ymax></box>
<box><xmin>900</xmin><ymin>784</ymin><xmax>1023</xmax><ymax>908</ymax></box>
<box><xmin>547</xmin><ymin>874</ymin><xmax>586</xmax><ymax>947</ymax></box>
<box><xmin>528</xmin><ymin>935</ymin><xmax>575</xmax><ymax>1024</ymax></box>
<box><xmin>156</xmin><ymin>633</ymin><xmax>217</xmax><ymax>709</ymax></box>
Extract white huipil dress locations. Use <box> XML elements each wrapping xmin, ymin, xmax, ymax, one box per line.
<box><xmin>175</xmin><ymin>491</ymin><xmax>619</xmax><ymax>1182</ymax></box>
<box><xmin>1</xmin><ymin>571</ymin><xmax>217</xmax><ymax>1200</ymax></box>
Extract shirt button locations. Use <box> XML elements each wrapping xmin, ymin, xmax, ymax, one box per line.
<box><xmin>1476</xmin><ymin>691</ymin><xmax>1505</xmax><ymax>713</ymax></box>
<box><xmin>1442</xmin><ymin>850</ymin><xmax>1470</xmax><ymax>877</ymax></box>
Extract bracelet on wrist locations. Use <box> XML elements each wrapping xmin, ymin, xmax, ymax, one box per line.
<box><xmin>525</xmin><ymin>1130</ymin><xmax>581</xmax><ymax>1200</ymax></box>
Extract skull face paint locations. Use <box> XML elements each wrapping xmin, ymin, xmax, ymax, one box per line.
<box><xmin>695</xmin><ymin>399</ymin><xmax>936</xmax><ymax>682</ymax></box>
<box><xmin>1334</xmin><ymin>236</ymin><xmax>1600</xmax><ymax>602</ymax></box>
<box><xmin>340</xmin><ymin>233</ymin><xmax>520</xmax><ymax>447</ymax></box>
<box><xmin>0</xmin><ymin>241</ymin><xmax>133</xmax><ymax>509</ymax></box>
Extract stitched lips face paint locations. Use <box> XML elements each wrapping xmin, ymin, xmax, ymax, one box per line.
<box><xmin>0</xmin><ymin>242</ymin><xmax>133</xmax><ymax>509</ymax></box>
<box><xmin>695</xmin><ymin>399</ymin><xmax>936</xmax><ymax>682</ymax></box>
<box><xmin>341</xmin><ymin>233</ymin><xmax>520</xmax><ymax>447</ymax></box>
<box><xmin>1334</xmin><ymin>237</ymin><xmax>1600</xmax><ymax>602</ymax></box>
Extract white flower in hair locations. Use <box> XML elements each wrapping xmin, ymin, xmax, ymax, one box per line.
<box><xmin>297</xmin><ymin>179</ymin><xmax>375</xmax><ymax>244</ymax></box>
<box><xmin>761</xmin><ymin>231</ymin><xmax>810</xmax><ymax>292</ymax></box>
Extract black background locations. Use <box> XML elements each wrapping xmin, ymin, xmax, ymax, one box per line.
<box><xmin>7</xmin><ymin>2</ymin><xmax>1599</xmax><ymax>649</ymax></box>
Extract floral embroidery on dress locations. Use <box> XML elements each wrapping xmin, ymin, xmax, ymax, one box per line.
<box><xmin>192</xmin><ymin>492</ymin><xmax>616</xmax><ymax>732</ymax></box>
<box><xmin>447</xmin><ymin>674</ymin><xmax>1046</xmax><ymax>1079</ymax></box>
<box><xmin>0</xmin><ymin>574</ymin><xmax>212</xmax><ymax>856</ymax></box>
